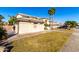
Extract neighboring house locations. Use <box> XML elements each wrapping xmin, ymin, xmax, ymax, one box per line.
<box><xmin>41</xmin><ymin>18</ymin><xmax>50</xmax><ymax>25</ymax></box>
<box><xmin>76</xmin><ymin>23</ymin><xmax>79</xmax><ymax>29</ymax></box>
<box><xmin>3</xmin><ymin>25</ymin><xmax>13</xmax><ymax>31</ymax></box>
<box><xmin>50</xmin><ymin>22</ymin><xmax>60</xmax><ymax>29</ymax></box>
<box><xmin>15</xmin><ymin>13</ymin><xmax>45</xmax><ymax>34</ymax></box>
<box><xmin>43</xmin><ymin>18</ymin><xmax>50</xmax><ymax>30</ymax></box>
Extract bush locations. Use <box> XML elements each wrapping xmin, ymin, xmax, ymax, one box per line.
<box><xmin>44</xmin><ymin>23</ymin><xmax>50</xmax><ymax>30</ymax></box>
<box><xmin>64</xmin><ymin>21</ymin><xmax>77</xmax><ymax>28</ymax></box>
<box><xmin>0</xmin><ymin>27</ymin><xmax>8</xmax><ymax>40</ymax></box>
<box><xmin>44</xmin><ymin>23</ymin><xmax>50</xmax><ymax>27</ymax></box>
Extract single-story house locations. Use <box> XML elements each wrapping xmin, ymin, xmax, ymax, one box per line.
<box><xmin>15</xmin><ymin>13</ymin><xmax>45</xmax><ymax>34</ymax></box>
<box><xmin>49</xmin><ymin>22</ymin><xmax>60</xmax><ymax>29</ymax></box>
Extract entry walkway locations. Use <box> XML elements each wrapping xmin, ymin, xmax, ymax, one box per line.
<box><xmin>60</xmin><ymin>29</ymin><xmax>79</xmax><ymax>52</ymax></box>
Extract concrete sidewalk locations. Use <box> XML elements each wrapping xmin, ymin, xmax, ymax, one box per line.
<box><xmin>60</xmin><ymin>29</ymin><xmax>79</xmax><ymax>52</ymax></box>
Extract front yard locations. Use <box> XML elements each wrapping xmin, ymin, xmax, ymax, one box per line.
<box><xmin>11</xmin><ymin>30</ymin><xmax>74</xmax><ymax>52</ymax></box>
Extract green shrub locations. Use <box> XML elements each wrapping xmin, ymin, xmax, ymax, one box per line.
<box><xmin>44</xmin><ymin>23</ymin><xmax>50</xmax><ymax>27</ymax></box>
<box><xmin>0</xmin><ymin>27</ymin><xmax>8</xmax><ymax>40</ymax></box>
<box><xmin>44</xmin><ymin>23</ymin><xmax>50</xmax><ymax>30</ymax></box>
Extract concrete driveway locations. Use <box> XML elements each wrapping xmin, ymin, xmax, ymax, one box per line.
<box><xmin>7</xmin><ymin>30</ymin><xmax>16</xmax><ymax>38</ymax></box>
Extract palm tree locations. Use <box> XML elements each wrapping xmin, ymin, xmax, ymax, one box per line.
<box><xmin>48</xmin><ymin>8</ymin><xmax>55</xmax><ymax>29</ymax></box>
<box><xmin>48</xmin><ymin>8</ymin><xmax>55</xmax><ymax>21</ymax></box>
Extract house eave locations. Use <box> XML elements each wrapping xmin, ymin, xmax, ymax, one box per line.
<box><xmin>16</xmin><ymin>18</ymin><xmax>44</xmax><ymax>24</ymax></box>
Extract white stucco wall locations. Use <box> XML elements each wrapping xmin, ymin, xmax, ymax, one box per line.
<box><xmin>16</xmin><ymin>22</ymin><xmax>44</xmax><ymax>34</ymax></box>
<box><xmin>52</xmin><ymin>26</ymin><xmax>59</xmax><ymax>28</ymax></box>
<box><xmin>15</xmin><ymin>24</ymin><xmax>18</xmax><ymax>34</ymax></box>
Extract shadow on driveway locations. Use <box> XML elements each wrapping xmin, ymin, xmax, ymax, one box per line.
<box><xmin>7</xmin><ymin>31</ymin><xmax>16</xmax><ymax>38</ymax></box>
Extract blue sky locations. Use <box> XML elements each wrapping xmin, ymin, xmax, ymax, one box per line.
<box><xmin>0</xmin><ymin>7</ymin><xmax>79</xmax><ymax>23</ymax></box>
<box><xmin>55</xmin><ymin>7</ymin><xmax>79</xmax><ymax>23</ymax></box>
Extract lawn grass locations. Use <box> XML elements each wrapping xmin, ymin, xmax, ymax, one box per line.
<box><xmin>11</xmin><ymin>30</ymin><xmax>74</xmax><ymax>52</ymax></box>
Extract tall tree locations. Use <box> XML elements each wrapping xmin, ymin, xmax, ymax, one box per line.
<box><xmin>48</xmin><ymin>8</ymin><xmax>55</xmax><ymax>29</ymax></box>
<box><xmin>64</xmin><ymin>21</ymin><xmax>77</xmax><ymax>29</ymax></box>
<box><xmin>48</xmin><ymin>7</ymin><xmax>55</xmax><ymax>22</ymax></box>
<box><xmin>8</xmin><ymin>16</ymin><xmax>17</xmax><ymax>25</ymax></box>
